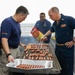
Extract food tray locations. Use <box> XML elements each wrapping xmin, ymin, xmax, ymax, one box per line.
<box><xmin>6</xmin><ymin>59</ymin><xmax>57</xmax><ymax>74</ymax></box>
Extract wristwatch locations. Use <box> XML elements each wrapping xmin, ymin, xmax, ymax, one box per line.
<box><xmin>6</xmin><ymin>53</ymin><xmax>11</xmax><ymax>58</ymax></box>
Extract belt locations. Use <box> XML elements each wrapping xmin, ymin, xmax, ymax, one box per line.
<box><xmin>56</xmin><ymin>43</ymin><xmax>65</xmax><ymax>46</ymax></box>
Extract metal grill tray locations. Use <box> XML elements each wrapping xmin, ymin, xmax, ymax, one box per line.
<box><xmin>6</xmin><ymin>59</ymin><xmax>60</xmax><ymax>74</ymax></box>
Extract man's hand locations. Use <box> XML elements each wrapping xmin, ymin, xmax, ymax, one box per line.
<box><xmin>40</xmin><ymin>36</ymin><xmax>47</xmax><ymax>42</ymax></box>
<box><xmin>21</xmin><ymin>43</ymin><xmax>26</xmax><ymax>48</ymax></box>
<box><xmin>20</xmin><ymin>42</ymin><xmax>26</xmax><ymax>48</ymax></box>
<box><xmin>65</xmin><ymin>41</ymin><xmax>74</xmax><ymax>48</ymax></box>
<box><xmin>8</xmin><ymin>55</ymin><xmax>14</xmax><ymax>62</ymax></box>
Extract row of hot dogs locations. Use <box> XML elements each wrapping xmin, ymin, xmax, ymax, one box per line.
<box><xmin>16</xmin><ymin>64</ymin><xmax>44</xmax><ymax>69</ymax></box>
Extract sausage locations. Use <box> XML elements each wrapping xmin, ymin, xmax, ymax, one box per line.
<box><xmin>36</xmin><ymin>56</ymin><xmax>39</xmax><ymax>60</ymax></box>
<box><xmin>16</xmin><ymin>64</ymin><xmax>44</xmax><ymax>69</ymax></box>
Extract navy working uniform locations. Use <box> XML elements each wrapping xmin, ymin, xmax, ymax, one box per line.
<box><xmin>35</xmin><ymin>19</ymin><xmax>51</xmax><ymax>43</ymax></box>
<box><xmin>1</xmin><ymin>16</ymin><xmax>21</xmax><ymax>48</ymax></box>
<box><xmin>0</xmin><ymin>16</ymin><xmax>21</xmax><ymax>75</ymax></box>
<box><xmin>51</xmin><ymin>14</ymin><xmax>75</xmax><ymax>75</ymax></box>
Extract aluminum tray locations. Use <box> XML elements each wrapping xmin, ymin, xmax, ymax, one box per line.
<box><xmin>6</xmin><ymin>59</ymin><xmax>60</xmax><ymax>74</ymax></box>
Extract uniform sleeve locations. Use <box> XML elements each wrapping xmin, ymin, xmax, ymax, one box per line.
<box><xmin>68</xmin><ymin>17</ymin><xmax>75</xmax><ymax>28</ymax></box>
<box><xmin>1</xmin><ymin>19</ymin><xmax>12</xmax><ymax>38</ymax></box>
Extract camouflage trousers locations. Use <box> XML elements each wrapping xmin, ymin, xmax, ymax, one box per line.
<box><xmin>0</xmin><ymin>47</ymin><xmax>20</xmax><ymax>75</ymax></box>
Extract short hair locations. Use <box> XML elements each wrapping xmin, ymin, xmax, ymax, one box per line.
<box><xmin>40</xmin><ymin>12</ymin><xmax>45</xmax><ymax>16</ymax></box>
<box><xmin>51</xmin><ymin>7</ymin><xmax>59</xmax><ymax>13</ymax></box>
<box><xmin>15</xmin><ymin>6</ymin><xmax>29</xmax><ymax>15</ymax></box>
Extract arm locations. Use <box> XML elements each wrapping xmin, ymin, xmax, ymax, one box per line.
<box><xmin>2</xmin><ymin>38</ymin><xmax>14</xmax><ymax>62</ymax></box>
<box><xmin>1</xmin><ymin>20</ymin><xmax>14</xmax><ymax>62</ymax></box>
<box><xmin>65</xmin><ymin>17</ymin><xmax>75</xmax><ymax>48</ymax></box>
<box><xmin>20</xmin><ymin>42</ymin><xmax>26</xmax><ymax>48</ymax></box>
<box><xmin>2</xmin><ymin>38</ymin><xmax>10</xmax><ymax>54</ymax></box>
<box><xmin>41</xmin><ymin>30</ymin><xmax>52</xmax><ymax>41</ymax></box>
<box><xmin>44</xmin><ymin>30</ymin><xmax>52</xmax><ymax>37</ymax></box>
